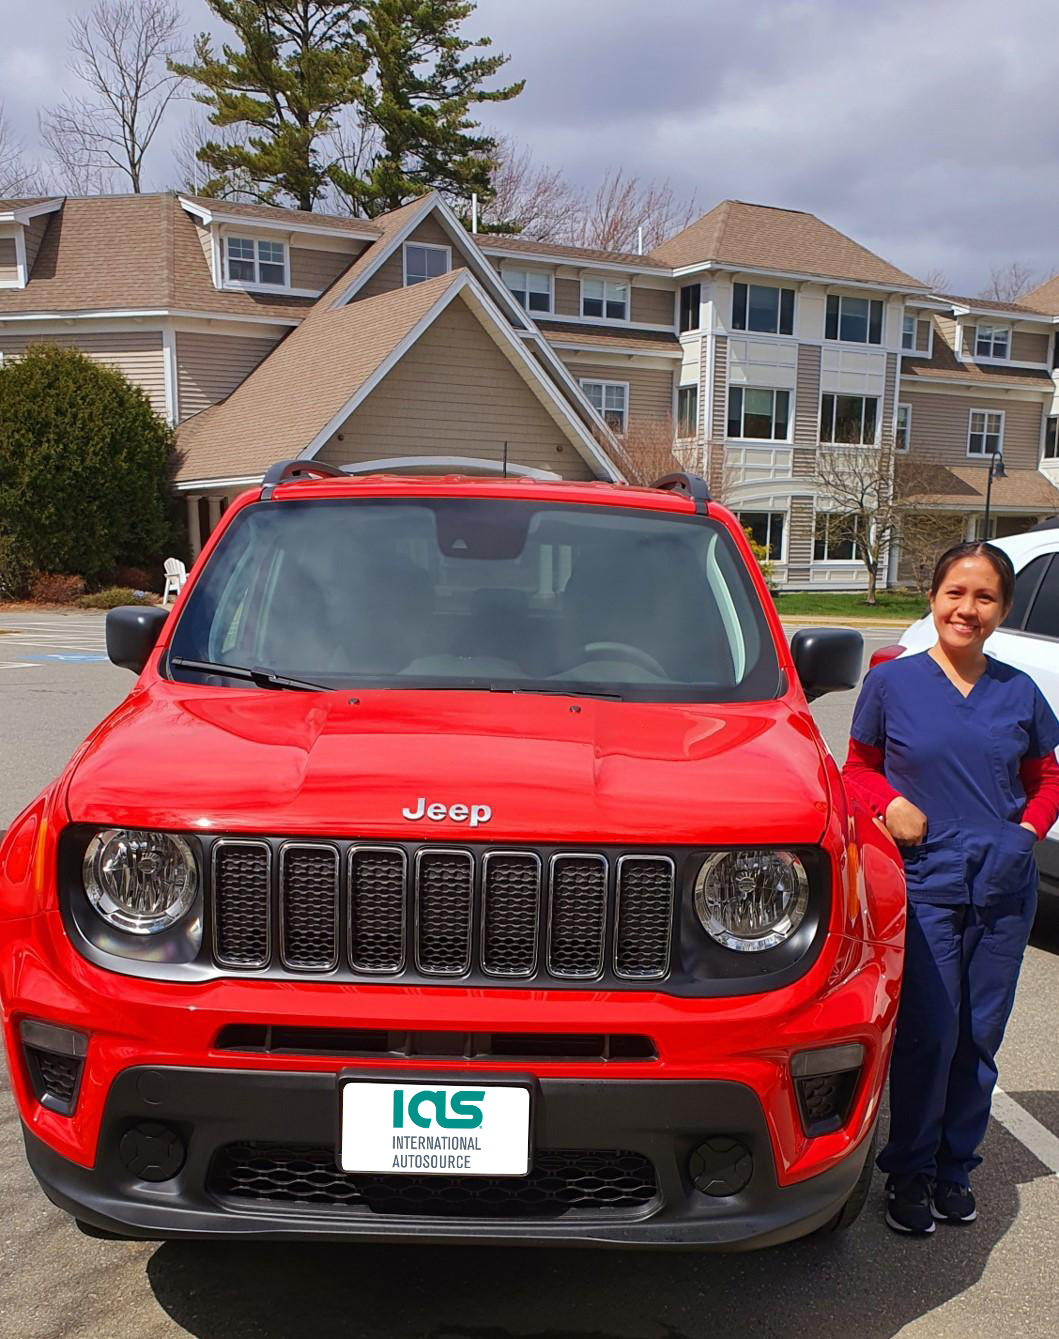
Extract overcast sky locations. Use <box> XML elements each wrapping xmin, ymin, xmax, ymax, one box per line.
<box><xmin>3</xmin><ymin>0</ymin><xmax>1057</xmax><ymax>293</ymax></box>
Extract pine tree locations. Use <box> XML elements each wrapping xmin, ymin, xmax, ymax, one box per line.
<box><xmin>340</xmin><ymin>0</ymin><xmax>523</xmax><ymax>218</ymax></box>
<box><xmin>170</xmin><ymin>2</ymin><xmax>367</xmax><ymax>211</ymax></box>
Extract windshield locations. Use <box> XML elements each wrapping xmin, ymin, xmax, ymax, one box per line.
<box><xmin>167</xmin><ymin>498</ymin><xmax>781</xmax><ymax>702</ymax></box>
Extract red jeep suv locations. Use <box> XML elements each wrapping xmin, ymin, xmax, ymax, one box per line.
<box><xmin>0</xmin><ymin>465</ymin><xmax>905</xmax><ymax>1249</ymax></box>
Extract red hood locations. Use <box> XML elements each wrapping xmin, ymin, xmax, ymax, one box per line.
<box><xmin>65</xmin><ymin>684</ymin><xmax>830</xmax><ymax>845</ymax></box>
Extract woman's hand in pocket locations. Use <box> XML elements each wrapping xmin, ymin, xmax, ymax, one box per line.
<box><xmin>884</xmin><ymin>796</ymin><xmax>929</xmax><ymax>846</ymax></box>
<box><xmin>1020</xmin><ymin>821</ymin><xmax>1038</xmax><ymax>836</ymax></box>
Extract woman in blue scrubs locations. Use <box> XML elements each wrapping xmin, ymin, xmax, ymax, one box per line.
<box><xmin>843</xmin><ymin>541</ymin><xmax>1059</xmax><ymax>1235</ymax></box>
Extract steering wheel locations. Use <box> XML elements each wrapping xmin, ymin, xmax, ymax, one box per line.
<box><xmin>579</xmin><ymin>642</ymin><xmax>668</xmax><ymax>678</ymax></box>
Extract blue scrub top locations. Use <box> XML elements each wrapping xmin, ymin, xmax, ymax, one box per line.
<box><xmin>851</xmin><ymin>651</ymin><xmax>1059</xmax><ymax>906</ymax></box>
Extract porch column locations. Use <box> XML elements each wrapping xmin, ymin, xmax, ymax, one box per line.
<box><xmin>186</xmin><ymin>495</ymin><xmax>202</xmax><ymax>558</ymax></box>
<box><xmin>207</xmin><ymin>496</ymin><xmax>223</xmax><ymax>537</ymax></box>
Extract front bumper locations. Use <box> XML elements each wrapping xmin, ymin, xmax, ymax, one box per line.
<box><xmin>25</xmin><ymin>1066</ymin><xmax>875</xmax><ymax>1249</ymax></box>
<box><xmin>1036</xmin><ymin>836</ymin><xmax>1059</xmax><ymax>899</ymax></box>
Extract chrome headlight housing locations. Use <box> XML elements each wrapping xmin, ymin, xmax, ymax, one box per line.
<box><xmin>694</xmin><ymin>849</ymin><xmax>809</xmax><ymax>952</ymax></box>
<box><xmin>82</xmin><ymin>829</ymin><xmax>198</xmax><ymax>935</ymax></box>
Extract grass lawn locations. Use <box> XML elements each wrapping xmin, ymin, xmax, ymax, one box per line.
<box><xmin>771</xmin><ymin>590</ymin><xmax>929</xmax><ymax>618</ymax></box>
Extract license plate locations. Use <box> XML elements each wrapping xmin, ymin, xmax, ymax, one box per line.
<box><xmin>339</xmin><ymin>1080</ymin><xmax>531</xmax><ymax>1176</ymax></box>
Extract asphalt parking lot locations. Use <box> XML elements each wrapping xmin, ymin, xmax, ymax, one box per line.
<box><xmin>0</xmin><ymin>610</ymin><xmax>1057</xmax><ymax>1339</ymax></box>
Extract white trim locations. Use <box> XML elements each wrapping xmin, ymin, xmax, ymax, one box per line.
<box><xmin>671</xmin><ymin>258</ymin><xmax>928</xmax><ymax>296</ymax></box>
<box><xmin>342</xmin><ymin>455</ymin><xmax>562</xmax><ymax>480</ymax></box>
<box><xmin>178</xmin><ymin>196</ymin><xmax>378</xmax><ymax>242</ymax></box>
<box><xmin>577</xmin><ymin>377</ymin><xmax>629</xmax><ymax>433</ymax></box>
<box><xmin>542</xmin><ymin>338</ymin><xmax>681</xmax><ymax>360</ymax></box>
<box><xmin>902</xmin><ymin>312</ymin><xmax>933</xmax><ymax>359</ymax></box>
<box><xmin>725</xmin><ymin>385</ymin><xmax>793</xmax><ymax>443</ymax></box>
<box><xmin>730</xmin><ymin>278</ymin><xmax>796</xmax><ymax>338</ymax></box>
<box><xmin>162</xmin><ymin>323</ymin><xmax>179</xmax><ymax>425</ymax></box>
<box><xmin>966</xmin><ymin>407</ymin><xmax>1005</xmax><ymax>458</ymax></box>
<box><xmin>402</xmin><ymin>240</ymin><xmax>452</xmax><ymax>287</ymax></box>
<box><xmin>211</xmin><ymin>229</ymin><xmax>222</xmax><ymax>288</ymax></box>
<box><xmin>947</xmin><ymin>299</ymin><xmax>1057</xmax><ymax>323</ymax></box>
<box><xmin>538</xmin><ymin>312</ymin><xmax>675</xmax><ymax>334</ymax></box>
<box><xmin>223</xmin><ymin>234</ymin><xmax>290</xmax><ymax>290</ymax></box>
<box><xmin>895</xmin><ymin>402</ymin><xmax>911</xmax><ymax>453</ymax></box>
<box><xmin>824</xmin><ymin>292</ymin><xmax>884</xmax><ymax>347</ymax></box>
<box><xmin>971</xmin><ymin>322</ymin><xmax>1011</xmax><ymax>361</ymax></box>
<box><xmin>1044</xmin><ymin>414</ymin><xmax>1059</xmax><ymax>464</ymax></box>
<box><xmin>899</xmin><ymin>370</ymin><xmax>1050</xmax><ymax>393</ymax></box>
<box><xmin>13</xmin><ymin>227</ymin><xmax>28</xmax><ymax>288</ymax></box>
<box><xmin>476</xmin><ymin>243</ymin><xmax>667</xmax><ymax>278</ymax></box>
<box><xmin>819</xmin><ymin>389</ymin><xmax>882</xmax><ymax>447</ymax></box>
<box><xmin>676</xmin><ymin>383</ymin><xmax>699</xmax><ymax>439</ymax></box>
<box><xmin>0</xmin><ymin>308</ymin><xmax>300</xmax><ymax>327</ymax></box>
<box><xmin>175</xmin><ymin>474</ymin><xmax>263</xmax><ymax>491</ymax></box>
<box><xmin>0</xmin><ymin>198</ymin><xmax>64</xmax><ymax>226</ymax></box>
<box><xmin>331</xmin><ymin>196</ymin><xmax>437</xmax><ymax>306</ymax></box>
<box><xmin>223</xmin><ymin>280</ymin><xmax>322</xmax><ymax>298</ymax></box>
<box><xmin>733</xmin><ymin>507</ymin><xmax>789</xmax><ymax>564</ymax></box>
<box><xmin>580</xmin><ymin>276</ymin><xmax>629</xmax><ymax>323</ymax></box>
<box><xmin>499</xmin><ymin>265</ymin><xmax>554</xmax><ymax>316</ymax></box>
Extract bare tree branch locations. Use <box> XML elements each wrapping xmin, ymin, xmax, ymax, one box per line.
<box><xmin>0</xmin><ymin>105</ymin><xmax>47</xmax><ymax>196</ymax></box>
<box><xmin>478</xmin><ymin>136</ymin><xmax>583</xmax><ymax>239</ymax></box>
<box><xmin>921</xmin><ymin>265</ymin><xmax>949</xmax><ymax>293</ymax></box>
<box><xmin>575</xmin><ymin>168</ymin><xmax>699</xmax><ymax>253</ymax></box>
<box><xmin>979</xmin><ymin>260</ymin><xmax>1036</xmax><ymax>303</ymax></box>
<box><xmin>172</xmin><ymin>108</ymin><xmax>259</xmax><ymax>200</ymax></box>
<box><xmin>41</xmin><ymin>0</ymin><xmax>186</xmax><ymax>193</ymax></box>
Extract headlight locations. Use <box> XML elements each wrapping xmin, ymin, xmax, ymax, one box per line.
<box><xmin>694</xmin><ymin>849</ymin><xmax>809</xmax><ymax>952</ymax></box>
<box><xmin>83</xmin><ymin>829</ymin><xmax>198</xmax><ymax>935</ymax></box>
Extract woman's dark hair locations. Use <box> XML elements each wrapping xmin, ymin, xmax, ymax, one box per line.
<box><xmin>929</xmin><ymin>541</ymin><xmax>1015</xmax><ymax>607</ymax></box>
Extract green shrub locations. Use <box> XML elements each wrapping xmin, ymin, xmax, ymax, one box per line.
<box><xmin>0</xmin><ymin>343</ymin><xmax>179</xmax><ymax>582</ymax></box>
<box><xmin>77</xmin><ymin>586</ymin><xmax>157</xmax><ymax>609</ymax></box>
<box><xmin>30</xmin><ymin>571</ymin><xmax>86</xmax><ymax>603</ymax></box>
<box><xmin>0</xmin><ymin>532</ymin><xmax>33</xmax><ymax>600</ymax></box>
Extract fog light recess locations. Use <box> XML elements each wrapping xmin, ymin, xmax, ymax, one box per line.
<box><xmin>791</xmin><ymin>1043</ymin><xmax>864</xmax><ymax>1137</ymax></box>
<box><xmin>20</xmin><ymin>1019</ymin><xmax>88</xmax><ymax>1117</ymax></box>
<box><xmin>119</xmin><ymin>1122</ymin><xmax>186</xmax><ymax>1182</ymax></box>
<box><xmin>689</xmin><ymin>1137</ymin><xmax>754</xmax><ymax>1197</ymax></box>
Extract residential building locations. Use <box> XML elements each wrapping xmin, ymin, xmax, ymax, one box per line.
<box><xmin>2</xmin><ymin>190</ymin><xmax>1057</xmax><ymax>584</ymax></box>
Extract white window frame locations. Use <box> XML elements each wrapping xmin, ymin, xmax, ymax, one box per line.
<box><xmin>825</xmin><ymin>293</ymin><xmax>884</xmax><ymax>346</ymax></box>
<box><xmin>735</xmin><ymin>510</ymin><xmax>787</xmax><ymax>563</ymax></box>
<box><xmin>819</xmin><ymin>392</ymin><xmax>880</xmax><ymax>446</ymax></box>
<box><xmin>224</xmin><ymin>234</ymin><xmax>289</xmax><ymax>289</ymax></box>
<box><xmin>967</xmin><ymin>409</ymin><xmax>1004</xmax><ymax>458</ymax></box>
<box><xmin>500</xmin><ymin>266</ymin><xmax>553</xmax><ymax>314</ymax></box>
<box><xmin>731</xmin><ymin>281</ymin><xmax>795</xmax><ymax>336</ymax></box>
<box><xmin>1044</xmin><ymin>415</ymin><xmax>1059</xmax><ymax>462</ymax></box>
<box><xmin>726</xmin><ymin>386</ymin><xmax>792</xmax><ymax>442</ymax></box>
<box><xmin>974</xmin><ymin>323</ymin><xmax>1010</xmax><ymax>360</ymax></box>
<box><xmin>579</xmin><ymin>378</ymin><xmax>629</xmax><ymax>432</ymax></box>
<box><xmin>813</xmin><ymin>512</ymin><xmax>865</xmax><ymax>564</ymax></box>
<box><xmin>402</xmin><ymin>241</ymin><xmax>451</xmax><ymax>287</ymax></box>
<box><xmin>895</xmin><ymin>403</ymin><xmax>911</xmax><ymax>453</ymax></box>
<box><xmin>580</xmin><ymin>277</ymin><xmax>628</xmax><ymax>322</ymax></box>
<box><xmin>902</xmin><ymin>313</ymin><xmax>933</xmax><ymax>357</ymax></box>
<box><xmin>676</xmin><ymin>384</ymin><xmax>698</xmax><ymax>439</ymax></box>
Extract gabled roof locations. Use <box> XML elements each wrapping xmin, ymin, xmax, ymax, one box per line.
<box><xmin>1019</xmin><ymin>273</ymin><xmax>1059</xmax><ymax>316</ymax></box>
<box><xmin>480</xmin><ymin>236</ymin><xmax>670</xmax><ymax>271</ymax></box>
<box><xmin>176</xmin><ymin>268</ymin><xmax>623</xmax><ymax>484</ymax></box>
<box><xmin>650</xmin><ymin>200</ymin><xmax>926</xmax><ymax>289</ymax></box>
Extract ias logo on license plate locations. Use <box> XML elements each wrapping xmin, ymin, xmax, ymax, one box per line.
<box><xmin>393</xmin><ymin>1088</ymin><xmax>484</xmax><ymax>1129</ymax></box>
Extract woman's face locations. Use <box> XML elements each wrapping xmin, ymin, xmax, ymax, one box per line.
<box><xmin>930</xmin><ymin>555</ymin><xmax>1009</xmax><ymax>656</ymax></box>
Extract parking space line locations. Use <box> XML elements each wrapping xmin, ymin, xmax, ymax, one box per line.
<box><xmin>0</xmin><ymin>662</ymin><xmax>41</xmax><ymax>671</ymax></box>
<box><xmin>993</xmin><ymin>1088</ymin><xmax>1059</xmax><ymax>1176</ymax></box>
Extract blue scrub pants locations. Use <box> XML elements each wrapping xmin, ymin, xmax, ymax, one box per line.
<box><xmin>878</xmin><ymin>883</ymin><xmax>1037</xmax><ymax>1186</ymax></box>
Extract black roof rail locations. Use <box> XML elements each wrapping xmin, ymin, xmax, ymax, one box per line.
<box><xmin>1029</xmin><ymin>515</ymin><xmax>1059</xmax><ymax>532</ymax></box>
<box><xmin>651</xmin><ymin>472</ymin><xmax>711</xmax><ymax>515</ymax></box>
<box><xmin>259</xmin><ymin>459</ymin><xmax>347</xmax><ymax>500</ymax></box>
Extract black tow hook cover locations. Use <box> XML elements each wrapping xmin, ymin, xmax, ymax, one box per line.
<box><xmin>689</xmin><ymin>1137</ymin><xmax>754</xmax><ymax>1196</ymax></box>
<box><xmin>119</xmin><ymin>1122</ymin><xmax>186</xmax><ymax>1182</ymax></box>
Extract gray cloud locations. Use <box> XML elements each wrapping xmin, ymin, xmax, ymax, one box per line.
<box><xmin>5</xmin><ymin>0</ymin><xmax>1059</xmax><ymax>291</ymax></box>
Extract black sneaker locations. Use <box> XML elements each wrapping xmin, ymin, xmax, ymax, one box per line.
<box><xmin>932</xmin><ymin>1180</ymin><xmax>977</xmax><ymax>1223</ymax></box>
<box><xmin>885</xmin><ymin>1173</ymin><xmax>936</xmax><ymax>1234</ymax></box>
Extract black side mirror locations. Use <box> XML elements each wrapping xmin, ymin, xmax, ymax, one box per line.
<box><xmin>790</xmin><ymin>627</ymin><xmax>864</xmax><ymax>702</ymax></box>
<box><xmin>106</xmin><ymin>606</ymin><xmax>170</xmax><ymax>673</ymax></box>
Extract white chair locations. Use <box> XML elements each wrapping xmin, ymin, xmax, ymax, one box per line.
<box><xmin>162</xmin><ymin>557</ymin><xmax>187</xmax><ymax>605</ymax></box>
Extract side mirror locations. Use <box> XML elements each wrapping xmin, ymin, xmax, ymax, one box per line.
<box><xmin>790</xmin><ymin>627</ymin><xmax>864</xmax><ymax>702</ymax></box>
<box><xmin>106</xmin><ymin>606</ymin><xmax>170</xmax><ymax>673</ymax></box>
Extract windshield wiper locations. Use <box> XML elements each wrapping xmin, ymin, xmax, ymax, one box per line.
<box><xmin>490</xmin><ymin>684</ymin><xmax>626</xmax><ymax>701</ymax></box>
<box><xmin>169</xmin><ymin>657</ymin><xmax>330</xmax><ymax>692</ymax></box>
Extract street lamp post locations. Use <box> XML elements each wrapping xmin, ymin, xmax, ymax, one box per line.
<box><xmin>983</xmin><ymin>450</ymin><xmax>1006</xmax><ymax>539</ymax></box>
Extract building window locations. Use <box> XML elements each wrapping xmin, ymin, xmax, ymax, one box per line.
<box><xmin>820</xmin><ymin>393</ymin><xmax>879</xmax><ymax>445</ymax></box>
<box><xmin>679</xmin><ymin>283</ymin><xmax>701</xmax><ymax>333</ymax></box>
<box><xmin>825</xmin><ymin>294</ymin><xmax>883</xmax><ymax>345</ymax></box>
<box><xmin>581</xmin><ymin>278</ymin><xmax>627</xmax><ymax>320</ymax></box>
<box><xmin>974</xmin><ymin>324</ymin><xmax>1009</xmax><ymax>359</ymax></box>
<box><xmin>896</xmin><ymin>403</ymin><xmax>911</xmax><ymax>452</ymax></box>
<box><xmin>732</xmin><ymin>282</ymin><xmax>794</xmax><ymax>335</ymax></box>
<box><xmin>902</xmin><ymin>313</ymin><xmax>932</xmax><ymax>354</ymax></box>
<box><xmin>967</xmin><ymin>409</ymin><xmax>1004</xmax><ymax>456</ymax></box>
<box><xmin>502</xmin><ymin>267</ymin><xmax>551</xmax><ymax>313</ymax></box>
<box><xmin>814</xmin><ymin>513</ymin><xmax>863</xmax><ymax>561</ymax></box>
<box><xmin>677</xmin><ymin>385</ymin><xmax>698</xmax><ymax>437</ymax></box>
<box><xmin>580</xmin><ymin>379</ymin><xmax>627</xmax><ymax>431</ymax></box>
<box><xmin>737</xmin><ymin>511</ymin><xmax>785</xmax><ymax>561</ymax></box>
<box><xmin>403</xmin><ymin>242</ymin><xmax>449</xmax><ymax>286</ymax></box>
<box><xmin>1045</xmin><ymin>416</ymin><xmax>1059</xmax><ymax>461</ymax></box>
<box><xmin>225</xmin><ymin>236</ymin><xmax>287</xmax><ymax>286</ymax></box>
<box><xmin>727</xmin><ymin>386</ymin><xmax>790</xmax><ymax>440</ymax></box>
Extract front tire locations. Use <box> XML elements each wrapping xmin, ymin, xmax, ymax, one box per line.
<box><xmin>820</xmin><ymin>1128</ymin><xmax>877</xmax><ymax>1233</ymax></box>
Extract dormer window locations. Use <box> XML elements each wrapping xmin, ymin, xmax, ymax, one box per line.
<box><xmin>225</xmin><ymin>235</ymin><xmax>287</xmax><ymax>287</ymax></box>
<box><xmin>902</xmin><ymin>313</ymin><xmax>932</xmax><ymax>355</ymax></box>
<box><xmin>974</xmin><ymin>324</ymin><xmax>1009</xmax><ymax>359</ymax></box>
<box><xmin>502</xmin><ymin>267</ymin><xmax>552</xmax><ymax>313</ymax></box>
<box><xmin>403</xmin><ymin>242</ymin><xmax>450</xmax><ymax>285</ymax></box>
<box><xmin>581</xmin><ymin>278</ymin><xmax>627</xmax><ymax>321</ymax></box>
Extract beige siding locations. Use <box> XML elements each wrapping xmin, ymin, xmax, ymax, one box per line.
<box><xmin>1012</xmin><ymin>330</ymin><xmax>1049</xmax><ymax>363</ymax></box>
<box><xmin>316</xmin><ymin>298</ymin><xmax>595</xmax><ymax>480</ymax></box>
<box><xmin>787</xmin><ymin>497</ymin><xmax>815</xmax><ymax>582</ymax></box>
<box><xmin>630</xmin><ymin>286</ymin><xmax>675</xmax><ymax>326</ymax></box>
<box><xmin>707</xmin><ymin>336</ymin><xmax>728</xmax><ymax>496</ymax></box>
<box><xmin>902</xmin><ymin>389</ymin><xmax>1044</xmax><ymax>470</ymax></box>
<box><xmin>562</xmin><ymin>359</ymin><xmax>674</xmax><ymax>425</ymax></box>
<box><xmin>0</xmin><ymin>236</ymin><xmax>17</xmax><ymax>282</ymax></box>
<box><xmin>290</xmin><ymin>246</ymin><xmax>359</xmax><ymax>292</ymax></box>
<box><xmin>356</xmin><ymin>216</ymin><xmax>454</xmax><ymax>301</ymax></box>
<box><xmin>882</xmin><ymin>352</ymin><xmax>897</xmax><ymax>449</ymax></box>
<box><xmin>195</xmin><ymin>223</ymin><xmax>214</xmax><ymax>276</ymax></box>
<box><xmin>554</xmin><ymin>277</ymin><xmax>579</xmax><ymax>317</ymax></box>
<box><xmin>934</xmin><ymin>315</ymin><xmax>957</xmax><ymax>351</ymax></box>
<box><xmin>794</xmin><ymin>344</ymin><xmax>821</xmax><ymax>462</ymax></box>
<box><xmin>24</xmin><ymin>215</ymin><xmax>50</xmax><ymax>274</ymax></box>
<box><xmin>176</xmin><ymin>331</ymin><xmax>285</xmax><ymax>421</ymax></box>
<box><xmin>0</xmin><ymin>330</ymin><xmax>166</xmax><ymax>415</ymax></box>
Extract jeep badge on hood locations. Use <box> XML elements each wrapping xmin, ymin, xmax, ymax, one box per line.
<box><xmin>401</xmin><ymin>798</ymin><xmax>492</xmax><ymax>827</ymax></box>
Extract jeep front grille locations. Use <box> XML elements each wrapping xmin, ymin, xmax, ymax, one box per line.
<box><xmin>208</xmin><ymin>840</ymin><xmax>675</xmax><ymax>984</ymax></box>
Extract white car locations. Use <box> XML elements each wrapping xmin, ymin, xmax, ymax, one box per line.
<box><xmin>871</xmin><ymin>519</ymin><xmax>1059</xmax><ymax>900</ymax></box>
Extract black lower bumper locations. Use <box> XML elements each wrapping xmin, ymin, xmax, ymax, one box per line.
<box><xmin>25</xmin><ymin>1066</ymin><xmax>873</xmax><ymax>1250</ymax></box>
<box><xmin>1037</xmin><ymin>836</ymin><xmax>1059</xmax><ymax>898</ymax></box>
